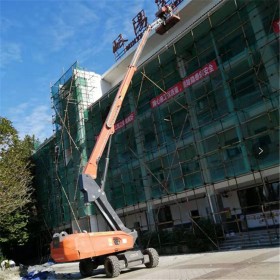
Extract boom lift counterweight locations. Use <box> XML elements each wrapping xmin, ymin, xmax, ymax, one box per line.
<box><xmin>50</xmin><ymin>6</ymin><xmax>180</xmax><ymax>278</ymax></box>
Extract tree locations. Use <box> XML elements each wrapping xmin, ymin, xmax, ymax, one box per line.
<box><xmin>0</xmin><ymin>117</ymin><xmax>34</xmax><ymax>246</ymax></box>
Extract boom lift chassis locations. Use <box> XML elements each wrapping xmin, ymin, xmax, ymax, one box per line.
<box><xmin>51</xmin><ymin>6</ymin><xmax>180</xmax><ymax>278</ymax></box>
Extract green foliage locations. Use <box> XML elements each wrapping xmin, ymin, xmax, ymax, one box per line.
<box><xmin>0</xmin><ymin>117</ymin><xmax>35</xmax><ymax>246</ymax></box>
<box><xmin>0</xmin><ymin>212</ymin><xmax>29</xmax><ymax>245</ymax></box>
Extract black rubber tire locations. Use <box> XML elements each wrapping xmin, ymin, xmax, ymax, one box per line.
<box><xmin>143</xmin><ymin>248</ymin><xmax>159</xmax><ymax>268</ymax></box>
<box><xmin>79</xmin><ymin>258</ymin><xmax>97</xmax><ymax>277</ymax></box>
<box><xmin>104</xmin><ymin>255</ymin><xmax>120</xmax><ymax>278</ymax></box>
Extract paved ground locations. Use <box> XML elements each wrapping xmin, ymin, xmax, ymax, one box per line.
<box><xmin>0</xmin><ymin>247</ymin><xmax>278</xmax><ymax>279</ymax></box>
<box><xmin>51</xmin><ymin>247</ymin><xmax>279</xmax><ymax>280</ymax></box>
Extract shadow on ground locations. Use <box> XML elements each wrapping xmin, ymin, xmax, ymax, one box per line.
<box><xmin>53</xmin><ymin>267</ymin><xmax>146</xmax><ymax>279</ymax></box>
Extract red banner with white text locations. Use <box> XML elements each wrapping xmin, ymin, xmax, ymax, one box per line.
<box><xmin>273</xmin><ymin>19</ymin><xmax>280</xmax><ymax>34</ymax></box>
<box><xmin>114</xmin><ymin>112</ymin><xmax>135</xmax><ymax>132</ymax></box>
<box><xmin>150</xmin><ymin>60</ymin><xmax>218</xmax><ymax>108</ymax></box>
<box><xmin>150</xmin><ymin>82</ymin><xmax>184</xmax><ymax>108</ymax></box>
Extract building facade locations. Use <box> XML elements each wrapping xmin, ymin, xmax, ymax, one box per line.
<box><xmin>33</xmin><ymin>0</ymin><xmax>279</xmax><ymax>252</ymax></box>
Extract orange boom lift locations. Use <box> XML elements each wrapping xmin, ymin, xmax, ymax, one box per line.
<box><xmin>50</xmin><ymin>6</ymin><xmax>180</xmax><ymax>278</ymax></box>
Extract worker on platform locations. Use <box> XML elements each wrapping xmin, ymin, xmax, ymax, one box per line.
<box><xmin>157</xmin><ymin>5</ymin><xmax>173</xmax><ymax>25</ymax></box>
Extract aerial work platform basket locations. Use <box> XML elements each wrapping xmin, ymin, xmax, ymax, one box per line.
<box><xmin>155</xmin><ymin>5</ymin><xmax>180</xmax><ymax>35</ymax></box>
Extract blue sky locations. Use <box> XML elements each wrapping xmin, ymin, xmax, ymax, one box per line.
<box><xmin>0</xmin><ymin>0</ymin><xmax>156</xmax><ymax>141</ymax></box>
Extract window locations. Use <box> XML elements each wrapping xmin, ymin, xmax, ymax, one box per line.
<box><xmin>207</xmin><ymin>152</ymin><xmax>225</xmax><ymax>181</ymax></box>
<box><xmin>239</xmin><ymin>182</ymin><xmax>280</xmax><ymax>214</ymax></box>
<box><xmin>228</xmin><ymin>60</ymin><xmax>263</xmax><ymax>109</ymax></box>
<box><xmin>141</xmin><ymin>116</ymin><xmax>157</xmax><ymax>151</ymax></box>
<box><xmin>181</xmin><ymin>161</ymin><xmax>200</xmax><ymax>174</ymax></box>
<box><xmin>151</xmin><ymin>167</ymin><xmax>165</xmax><ymax>184</ymax></box>
<box><xmin>203</xmin><ymin>135</ymin><xmax>219</xmax><ymax>153</ymax></box>
<box><xmin>191</xmin><ymin>210</ymin><xmax>200</xmax><ymax>221</ymax></box>
<box><xmin>226</xmin><ymin>147</ymin><xmax>241</xmax><ymax>158</ymax></box>
<box><xmin>224</xmin><ymin>136</ymin><xmax>242</xmax><ymax>159</ymax></box>
<box><xmin>238</xmin><ymin>187</ymin><xmax>260</xmax><ymax>214</ymax></box>
<box><xmin>270</xmin><ymin>182</ymin><xmax>280</xmax><ymax>201</ymax></box>
<box><xmin>157</xmin><ymin>206</ymin><xmax>173</xmax><ymax>229</ymax></box>
<box><xmin>171</xmin><ymin>109</ymin><xmax>190</xmax><ymax>138</ymax></box>
<box><xmin>258</xmin><ymin>135</ymin><xmax>271</xmax><ymax>146</ymax></box>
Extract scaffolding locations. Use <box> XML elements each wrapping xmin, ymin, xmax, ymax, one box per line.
<box><xmin>33</xmin><ymin>0</ymin><xmax>280</xmax><ymax>253</ymax></box>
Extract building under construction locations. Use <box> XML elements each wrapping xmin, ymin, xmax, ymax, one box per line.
<box><xmin>33</xmin><ymin>0</ymin><xmax>279</xmax><ymax>257</ymax></box>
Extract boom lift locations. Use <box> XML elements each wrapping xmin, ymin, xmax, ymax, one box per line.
<box><xmin>51</xmin><ymin>6</ymin><xmax>180</xmax><ymax>278</ymax></box>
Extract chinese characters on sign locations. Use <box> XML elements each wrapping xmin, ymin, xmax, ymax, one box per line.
<box><xmin>273</xmin><ymin>19</ymin><xmax>280</xmax><ymax>34</ymax></box>
<box><xmin>95</xmin><ymin>112</ymin><xmax>135</xmax><ymax>140</ymax></box>
<box><xmin>112</xmin><ymin>1</ymin><xmax>185</xmax><ymax>60</ymax></box>
<box><xmin>155</xmin><ymin>0</ymin><xmax>171</xmax><ymax>9</ymax></box>
<box><xmin>182</xmin><ymin>60</ymin><xmax>218</xmax><ymax>89</ymax></box>
<box><xmin>150</xmin><ymin>60</ymin><xmax>218</xmax><ymax>108</ymax></box>
<box><xmin>173</xmin><ymin>0</ymin><xmax>184</xmax><ymax>8</ymax></box>
<box><xmin>124</xmin><ymin>10</ymin><xmax>147</xmax><ymax>52</ymax></box>
<box><xmin>155</xmin><ymin>0</ymin><xmax>184</xmax><ymax>9</ymax></box>
<box><xmin>245</xmin><ymin>209</ymin><xmax>280</xmax><ymax>228</ymax></box>
<box><xmin>150</xmin><ymin>82</ymin><xmax>183</xmax><ymax>108</ymax></box>
<box><xmin>132</xmin><ymin>10</ymin><xmax>148</xmax><ymax>37</ymax></box>
<box><xmin>112</xmin><ymin>10</ymin><xmax>148</xmax><ymax>61</ymax></box>
<box><xmin>122</xmin><ymin>10</ymin><xmax>148</xmax><ymax>53</ymax></box>
<box><xmin>112</xmin><ymin>34</ymin><xmax>128</xmax><ymax>60</ymax></box>
<box><xmin>114</xmin><ymin>112</ymin><xmax>135</xmax><ymax>132</ymax></box>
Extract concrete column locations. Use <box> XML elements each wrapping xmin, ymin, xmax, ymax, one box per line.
<box><xmin>177</xmin><ymin>57</ymin><xmax>212</xmax><ymax>185</ymax></box>
<box><xmin>210</xmin><ymin>31</ymin><xmax>251</xmax><ymax>172</ymax></box>
<box><xmin>247</xmin><ymin>3</ymin><xmax>279</xmax><ymax>93</ymax></box>
<box><xmin>128</xmin><ymin>94</ymin><xmax>156</xmax><ymax>231</ymax></box>
<box><xmin>177</xmin><ymin>56</ymin><xmax>217</xmax><ymax>223</ymax></box>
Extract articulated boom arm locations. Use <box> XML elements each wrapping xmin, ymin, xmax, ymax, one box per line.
<box><xmin>83</xmin><ymin>4</ymin><xmax>179</xmax><ymax>179</ymax></box>
<box><xmin>79</xmin><ymin>7</ymin><xmax>179</xmax><ymax>237</ymax></box>
<box><xmin>80</xmin><ymin>23</ymin><xmax>158</xmax><ymax>239</ymax></box>
<box><xmin>83</xmin><ymin>25</ymin><xmax>153</xmax><ymax>179</ymax></box>
<box><xmin>52</xmin><ymin>7</ymin><xmax>180</xmax><ymax>269</ymax></box>
<box><xmin>79</xmin><ymin>24</ymin><xmax>158</xmax><ymax>242</ymax></box>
